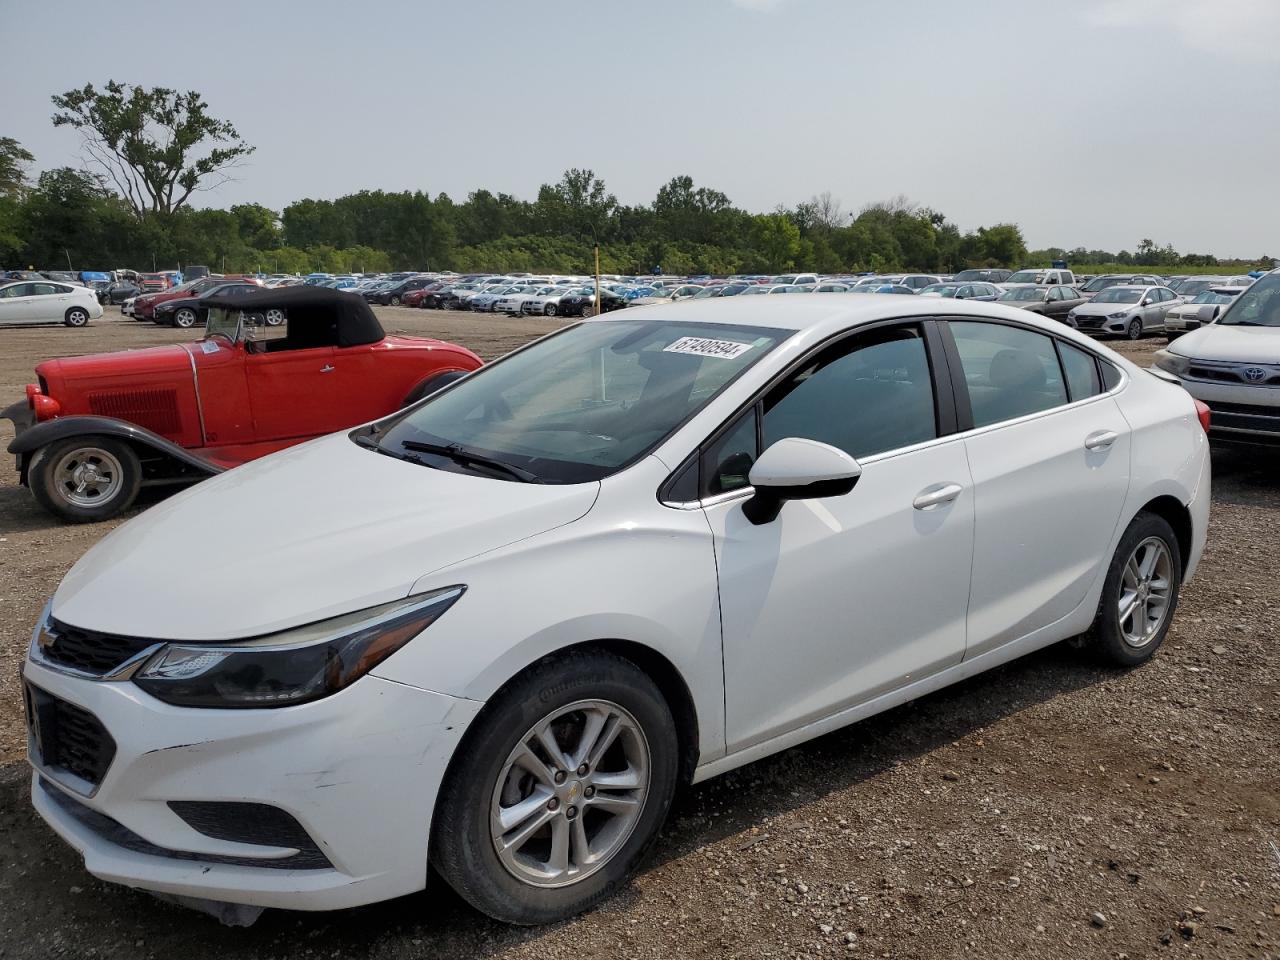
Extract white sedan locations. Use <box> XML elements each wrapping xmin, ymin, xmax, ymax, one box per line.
<box><xmin>24</xmin><ymin>296</ymin><xmax>1209</xmax><ymax>924</ymax></box>
<box><xmin>0</xmin><ymin>280</ymin><xmax>103</xmax><ymax>327</ymax></box>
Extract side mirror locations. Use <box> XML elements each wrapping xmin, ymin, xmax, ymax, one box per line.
<box><xmin>743</xmin><ymin>438</ymin><xmax>862</xmax><ymax>525</ymax></box>
<box><xmin>1142</xmin><ymin>298</ymin><xmax>1153</xmax><ymax>306</ymax></box>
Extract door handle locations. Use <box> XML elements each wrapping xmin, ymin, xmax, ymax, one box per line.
<box><xmin>1084</xmin><ymin>430</ymin><xmax>1118</xmax><ymax>451</ymax></box>
<box><xmin>913</xmin><ymin>483</ymin><xmax>963</xmax><ymax>510</ymax></box>
<box><xmin>320</xmin><ymin>364</ymin><xmax>335</xmax><ymax>373</ymax></box>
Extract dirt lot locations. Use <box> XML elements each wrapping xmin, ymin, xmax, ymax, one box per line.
<box><xmin>0</xmin><ymin>307</ymin><xmax>1277</xmax><ymax>960</ymax></box>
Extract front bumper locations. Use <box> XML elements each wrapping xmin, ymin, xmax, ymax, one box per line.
<box><xmin>23</xmin><ymin>654</ymin><xmax>482</xmax><ymax>910</ymax></box>
<box><xmin>1164</xmin><ymin>375</ymin><xmax>1280</xmax><ymax>442</ymax></box>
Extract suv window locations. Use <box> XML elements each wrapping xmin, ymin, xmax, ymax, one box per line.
<box><xmin>701</xmin><ymin>325</ymin><xmax>938</xmax><ymax>496</ymax></box>
<box><xmin>950</xmin><ymin>321</ymin><xmax>1068</xmax><ymax>427</ymax></box>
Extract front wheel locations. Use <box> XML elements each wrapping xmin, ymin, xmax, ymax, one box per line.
<box><xmin>1126</xmin><ymin>319</ymin><xmax>1142</xmax><ymax>340</ymax></box>
<box><xmin>64</xmin><ymin>307</ymin><xmax>90</xmax><ymax>327</ymax></box>
<box><xmin>431</xmin><ymin>650</ymin><xmax>678</xmax><ymax>925</ymax></box>
<box><xmin>1086</xmin><ymin>511</ymin><xmax>1182</xmax><ymax>666</ymax></box>
<box><xmin>544</xmin><ymin>303</ymin><xmax>556</xmax><ymax>316</ymax></box>
<box><xmin>26</xmin><ymin>436</ymin><xmax>143</xmax><ymax>523</ymax></box>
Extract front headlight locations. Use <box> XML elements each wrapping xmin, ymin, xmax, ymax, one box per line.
<box><xmin>1153</xmin><ymin>349</ymin><xmax>1190</xmax><ymax>378</ymax></box>
<box><xmin>133</xmin><ymin>586</ymin><xmax>464</xmax><ymax>708</ymax></box>
<box><xmin>1109</xmin><ymin>311</ymin><xmax>1130</xmax><ymax>319</ymax></box>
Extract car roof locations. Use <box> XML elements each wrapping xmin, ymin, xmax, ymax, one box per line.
<box><xmin>591</xmin><ymin>291</ymin><xmax>1069</xmax><ymax>334</ymax></box>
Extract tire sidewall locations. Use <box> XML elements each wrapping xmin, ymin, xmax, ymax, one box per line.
<box><xmin>1091</xmin><ymin>512</ymin><xmax>1182</xmax><ymax>666</ymax></box>
<box><xmin>432</xmin><ymin>652</ymin><xmax>678</xmax><ymax>925</ymax></box>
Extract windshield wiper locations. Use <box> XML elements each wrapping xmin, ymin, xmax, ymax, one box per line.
<box><xmin>401</xmin><ymin>440</ymin><xmax>542</xmax><ymax>483</ymax></box>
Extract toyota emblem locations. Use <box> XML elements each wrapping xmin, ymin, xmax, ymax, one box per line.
<box><xmin>1243</xmin><ymin>367</ymin><xmax>1267</xmax><ymax>382</ymax></box>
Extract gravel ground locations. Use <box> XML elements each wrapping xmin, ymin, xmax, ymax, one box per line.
<box><xmin>0</xmin><ymin>308</ymin><xmax>1277</xmax><ymax>960</ymax></box>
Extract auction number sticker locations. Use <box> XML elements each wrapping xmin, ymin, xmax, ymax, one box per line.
<box><xmin>200</xmin><ymin>340</ymin><xmax>220</xmax><ymax>354</ymax></box>
<box><xmin>664</xmin><ymin>336</ymin><xmax>753</xmax><ymax>360</ymax></box>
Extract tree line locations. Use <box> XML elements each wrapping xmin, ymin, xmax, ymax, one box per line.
<box><xmin>0</xmin><ymin>82</ymin><xmax>1271</xmax><ymax>277</ymax></box>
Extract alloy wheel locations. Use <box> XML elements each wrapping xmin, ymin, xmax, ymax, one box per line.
<box><xmin>264</xmin><ymin>308</ymin><xmax>285</xmax><ymax>326</ymax></box>
<box><xmin>52</xmin><ymin>446</ymin><xmax>124</xmax><ymax>508</ymax></box>
<box><xmin>490</xmin><ymin>699</ymin><xmax>650</xmax><ymax>888</ymax></box>
<box><xmin>1118</xmin><ymin>537</ymin><xmax>1173</xmax><ymax>648</ymax></box>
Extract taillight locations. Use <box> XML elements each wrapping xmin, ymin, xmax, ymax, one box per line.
<box><xmin>1194</xmin><ymin>399</ymin><xmax>1211</xmax><ymax>434</ymax></box>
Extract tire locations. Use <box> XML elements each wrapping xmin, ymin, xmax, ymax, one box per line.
<box><xmin>390</xmin><ymin>295</ymin><xmax>402</xmax><ymax>306</ymax></box>
<box><xmin>401</xmin><ymin>369</ymin><xmax>469</xmax><ymax>406</ymax></box>
<box><xmin>264</xmin><ymin>308</ymin><xmax>286</xmax><ymax>327</ymax></box>
<box><xmin>1085</xmin><ymin>511</ymin><xmax>1182</xmax><ymax>667</ymax></box>
<box><xmin>544</xmin><ymin>303</ymin><xmax>556</xmax><ymax>316</ymax></box>
<box><xmin>27</xmin><ymin>436</ymin><xmax>143</xmax><ymax>523</ymax></box>
<box><xmin>64</xmin><ymin>307</ymin><xmax>90</xmax><ymax>328</ymax></box>
<box><xmin>431</xmin><ymin>650</ymin><xmax>679</xmax><ymax>925</ymax></box>
<box><xmin>173</xmin><ymin>307</ymin><xmax>198</xmax><ymax>329</ymax></box>
<box><xmin>1126</xmin><ymin>319</ymin><xmax>1142</xmax><ymax>340</ymax></box>
<box><xmin>580</xmin><ymin>305</ymin><xmax>596</xmax><ymax>319</ymax></box>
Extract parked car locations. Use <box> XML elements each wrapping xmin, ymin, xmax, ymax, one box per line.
<box><xmin>848</xmin><ymin>283</ymin><xmax>917</xmax><ymax>295</ymax></box>
<box><xmin>1171</xmin><ymin>275</ymin><xmax>1254</xmax><ymax>303</ymax></box>
<box><xmin>137</xmin><ymin>273</ymin><xmax>172</xmax><ymax>293</ymax></box>
<box><xmin>1163</xmin><ymin>286</ymin><xmax>1247</xmax><ymax>338</ymax></box>
<box><xmin>952</xmin><ymin>268</ymin><xmax>1013</xmax><ymax>284</ymax></box>
<box><xmin>1003</xmin><ymin>268</ymin><xmax>1076</xmax><ymax>288</ymax></box>
<box><xmin>1077</xmin><ymin>274</ymin><xmax>1164</xmax><ymax>300</ymax></box>
<box><xmin>519</xmin><ymin>286</ymin><xmax>578</xmax><ymax>316</ymax></box>
<box><xmin>104</xmin><ymin>280</ymin><xmax>141</xmax><ymax>305</ymax></box>
<box><xmin>1152</xmin><ymin>269</ymin><xmax>1280</xmax><ymax>441</ymax></box>
<box><xmin>18</xmin><ymin>296</ymin><xmax>1209</xmax><ymax>924</ymax></box>
<box><xmin>0</xmin><ymin>281</ymin><xmax>103</xmax><ymax>327</ymax></box>
<box><xmin>997</xmin><ymin>285</ymin><xmax>1088</xmax><ymax>321</ymax></box>
<box><xmin>152</xmin><ymin>282</ymin><xmax>269</xmax><ymax>328</ymax></box>
<box><xmin>2</xmin><ymin>288</ymin><xmax>482</xmax><ymax>522</ymax></box>
<box><xmin>919</xmin><ymin>282</ymin><xmax>1003</xmax><ymax>302</ymax></box>
<box><xmin>556</xmin><ymin>286</ymin><xmax>628</xmax><ymax>317</ymax></box>
<box><xmin>130</xmin><ymin>276</ymin><xmax>255</xmax><ymax>321</ymax></box>
<box><xmin>768</xmin><ymin>273</ymin><xmax>820</xmax><ymax>286</ymax></box>
<box><xmin>372</xmin><ymin>276</ymin><xmax>434</xmax><ymax>306</ymax></box>
<box><xmin>184</xmin><ymin>265</ymin><xmax>211</xmax><ymax>281</ymax></box>
<box><xmin>1066</xmin><ymin>285</ymin><xmax>1178</xmax><ymax>339</ymax></box>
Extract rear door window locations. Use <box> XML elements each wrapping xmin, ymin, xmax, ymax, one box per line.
<box><xmin>949</xmin><ymin>321</ymin><xmax>1068</xmax><ymax>427</ymax></box>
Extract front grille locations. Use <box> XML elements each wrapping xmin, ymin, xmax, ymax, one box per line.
<box><xmin>1189</xmin><ymin>365</ymin><xmax>1280</xmax><ymax>386</ymax></box>
<box><xmin>39</xmin><ymin>618</ymin><xmax>158</xmax><ymax>676</ymax></box>
<box><xmin>40</xmin><ymin>780</ymin><xmax>333</xmax><ymax>870</ymax></box>
<box><xmin>1074</xmin><ymin>317</ymin><xmax>1105</xmax><ymax>329</ymax></box>
<box><xmin>88</xmin><ymin>388</ymin><xmax>182</xmax><ymax>436</ymax></box>
<box><xmin>26</xmin><ymin>684</ymin><xmax>116</xmax><ymax>787</ymax></box>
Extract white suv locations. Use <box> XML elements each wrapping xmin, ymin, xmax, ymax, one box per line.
<box><xmin>1153</xmin><ymin>269</ymin><xmax>1280</xmax><ymax>442</ymax></box>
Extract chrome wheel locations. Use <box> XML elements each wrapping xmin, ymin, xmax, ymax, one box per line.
<box><xmin>1118</xmin><ymin>537</ymin><xmax>1173</xmax><ymax>648</ymax></box>
<box><xmin>174</xmin><ymin>308</ymin><xmax>197</xmax><ymax>328</ymax></box>
<box><xmin>490</xmin><ymin>699</ymin><xmax>650</xmax><ymax>889</ymax></box>
<box><xmin>52</xmin><ymin>446</ymin><xmax>124</xmax><ymax>508</ymax></box>
<box><xmin>264</xmin><ymin>308</ymin><xmax>285</xmax><ymax>326</ymax></box>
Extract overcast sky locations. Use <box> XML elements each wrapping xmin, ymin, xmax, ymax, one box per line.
<box><xmin>3</xmin><ymin>0</ymin><xmax>1278</xmax><ymax>257</ymax></box>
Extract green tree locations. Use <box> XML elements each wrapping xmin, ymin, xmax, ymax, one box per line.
<box><xmin>51</xmin><ymin>80</ymin><xmax>254</xmax><ymax>217</ymax></box>
<box><xmin>748</xmin><ymin>213</ymin><xmax>801</xmax><ymax>271</ymax></box>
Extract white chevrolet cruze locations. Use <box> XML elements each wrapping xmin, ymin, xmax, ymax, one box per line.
<box><xmin>24</xmin><ymin>295</ymin><xmax>1210</xmax><ymax>924</ymax></box>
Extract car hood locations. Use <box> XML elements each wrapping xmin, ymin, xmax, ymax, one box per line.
<box><xmin>35</xmin><ymin>343</ymin><xmax>194</xmax><ymax>384</ymax></box>
<box><xmin>1169</xmin><ymin>323</ymin><xmax>1280</xmax><ymax>363</ymax></box>
<box><xmin>1072</xmin><ymin>301</ymin><xmax>1138</xmax><ymax>315</ymax></box>
<box><xmin>51</xmin><ymin>433</ymin><xmax>600</xmax><ymax>641</ymax></box>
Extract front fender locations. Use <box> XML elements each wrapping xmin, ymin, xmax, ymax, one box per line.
<box><xmin>6</xmin><ymin>415</ymin><xmax>224</xmax><ymax>478</ymax></box>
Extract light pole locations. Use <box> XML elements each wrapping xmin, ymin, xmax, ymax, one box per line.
<box><xmin>585</xmin><ymin>222</ymin><xmax>601</xmax><ymax>315</ymax></box>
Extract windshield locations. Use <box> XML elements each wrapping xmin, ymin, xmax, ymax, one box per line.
<box><xmin>204</xmin><ymin>307</ymin><xmax>246</xmax><ymax>342</ymax></box>
<box><xmin>921</xmin><ymin>284</ymin><xmax>960</xmax><ymax>296</ymax></box>
<box><xmin>1081</xmin><ymin>276</ymin><xmax>1130</xmax><ymax>293</ymax></box>
<box><xmin>1217</xmin><ymin>273</ymin><xmax>1280</xmax><ymax>326</ymax></box>
<box><xmin>1093</xmin><ymin>289</ymin><xmax>1143</xmax><ymax>304</ymax></box>
<box><xmin>1006</xmin><ymin>270</ymin><xmax>1046</xmax><ymax>284</ymax></box>
<box><xmin>1000</xmin><ymin>287</ymin><xmax>1047</xmax><ymax>301</ymax></box>
<box><xmin>1176</xmin><ymin>279</ymin><xmax>1218</xmax><ymax>297</ymax></box>
<box><xmin>953</xmin><ymin>270</ymin><xmax>990</xmax><ymax>282</ymax></box>
<box><xmin>373</xmin><ymin>320</ymin><xmax>786</xmax><ymax>483</ymax></box>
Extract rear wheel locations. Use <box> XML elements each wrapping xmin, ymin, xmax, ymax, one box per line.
<box><xmin>390</xmin><ymin>295</ymin><xmax>402</xmax><ymax>306</ymax></box>
<box><xmin>27</xmin><ymin>436</ymin><xmax>143</xmax><ymax>523</ymax></box>
<box><xmin>1086</xmin><ymin>512</ymin><xmax>1181</xmax><ymax>666</ymax></box>
<box><xmin>264</xmin><ymin>308</ymin><xmax>286</xmax><ymax>327</ymax></box>
<box><xmin>431</xmin><ymin>650</ymin><xmax>678</xmax><ymax>925</ymax></box>
<box><xmin>401</xmin><ymin>369</ymin><xmax>469</xmax><ymax>406</ymax></box>
<box><xmin>580</xmin><ymin>305</ymin><xmax>596</xmax><ymax>319</ymax></box>
<box><xmin>64</xmin><ymin>307</ymin><xmax>90</xmax><ymax>327</ymax></box>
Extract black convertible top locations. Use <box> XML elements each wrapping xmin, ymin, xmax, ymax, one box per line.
<box><xmin>201</xmin><ymin>286</ymin><xmax>385</xmax><ymax>347</ymax></box>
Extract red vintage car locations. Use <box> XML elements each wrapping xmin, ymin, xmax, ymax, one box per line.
<box><xmin>3</xmin><ymin>287</ymin><xmax>482</xmax><ymax>522</ymax></box>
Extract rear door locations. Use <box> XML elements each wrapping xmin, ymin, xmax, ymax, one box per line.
<box><xmin>944</xmin><ymin>318</ymin><xmax>1130</xmax><ymax>657</ymax></box>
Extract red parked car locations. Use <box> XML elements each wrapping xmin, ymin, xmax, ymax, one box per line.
<box><xmin>3</xmin><ymin>287</ymin><xmax>482</xmax><ymax>522</ymax></box>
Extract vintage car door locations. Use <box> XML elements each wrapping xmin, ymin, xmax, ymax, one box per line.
<box><xmin>244</xmin><ymin>343</ymin><xmax>346</xmax><ymax>441</ymax></box>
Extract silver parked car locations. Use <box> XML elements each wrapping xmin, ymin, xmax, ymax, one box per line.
<box><xmin>1163</xmin><ymin>286</ymin><xmax>1247</xmax><ymax>339</ymax></box>
<box><xmin>1067</xmin><ymin>285</ymin><xmax>1179</xmax><ymax>339</ymax></box>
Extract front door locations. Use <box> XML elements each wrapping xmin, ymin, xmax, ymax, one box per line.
<box><xmin>245</xmin><ymin>345</ymin><xmax>343</xmax><ymax>441</ymax></box>
<box><xmin>703</xmin><ymin>322</ymin><xmax>975</xmax><ymax>752</ymax></box>
<box><xmin>944</xmin><ymin>319</ymin><xmax>1131</xmax><ymax>656</ymax></box>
